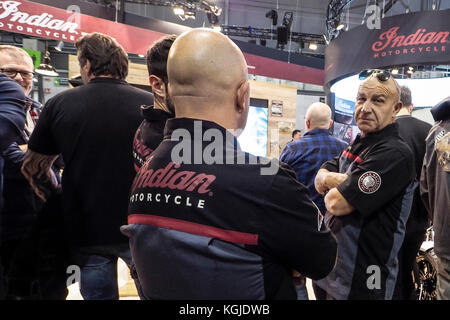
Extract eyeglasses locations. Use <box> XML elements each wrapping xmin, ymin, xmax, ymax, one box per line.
<box><xmin>358</xmin><ymin>69</ymin><xmax>391</xmax><ymax>82</ymax></box>
<box><xmin>0</xmin><ymin>68</ymin><xmax>35</xmax><ymax>80</ymax></box>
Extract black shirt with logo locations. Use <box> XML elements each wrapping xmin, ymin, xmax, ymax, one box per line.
<box><xmin>28</xmin><ymin>78</ymin><xmax>153</xmax><ymax>247</ymax></box>
<box><xmin>315</xmin><ymin>123</ymin><xmax>415</xmax><ymax>300</ymax></box>
<box><xmin>132</xmin><ymin>105</ymin><xmax>173</xmax><ymax>172</ymax></box>
<box><xmin>124</xmin><ymin>118</ymin><xmax>337</xmax><ymax>299</ymax></box>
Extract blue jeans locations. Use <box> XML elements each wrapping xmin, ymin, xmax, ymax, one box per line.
<box><xmin>296</xmin><ymin>284</ymin><xmax>309</xmax><ymax>300</ymax></box>
<box><xmin>71</xmin><ymin>243</ymin><xmax>141</xmax><ymax>300</ymax></box>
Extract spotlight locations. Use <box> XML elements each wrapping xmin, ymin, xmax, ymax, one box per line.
<box><xmin>184</xmin><ymin>11</ymin><xmax>196</xmax><ymax>20</ymax></box>
<box><xmin>276</xmin><ymin>25</ymin><xmax>288</xmax><ymax>49</ymax></box>
<box><xmin>138</xmin><ymin>54</ymin><xmax>145</xmax><ymax>58</ymax></box>
<box><xmin>308</xmin><ymin>43</ymin><xmax>318</xmax><ymax>50</ymax></box>
<box><xmin>207</xmin><ymin>12</ymin><xmax>219</xmax><ymax>25</ymax></box>
<box><xmin>53</xmin><ymin>40</ymin><xmax>64</xmax><ymax>52</ymax></box>
<box><xmin>282</xmin><ymin>11</ymin><xmax>294</xmax><ymax>29</ymax></box>
<box><xmin>333</xmin><ymin>18</ymin><xmax>345</xmax><ymax>30</ymax></box>
<box><xmin>265</xmin><ymin>9</ymin><xmax>278</xmax><ymax>26</ymax></box>
<box><xmin>391</xmin><ymin>68</ymin><xmax>399</xmax><ymax>75</ymax></box>
<box><xmin>408</xmin><ymin>66</ymin><xmax>414</xmax><ymax>71</ymax></box>
<box><xmin>173</xmin><ymin>7</ymin><xmax>184</xmax><ymax>16</ymax></box>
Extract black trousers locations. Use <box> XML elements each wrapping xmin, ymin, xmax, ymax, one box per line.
<box><xmin>393</xmin><ymin>215</ymin><xmax>428</xmax><ymax>300</ymax></box>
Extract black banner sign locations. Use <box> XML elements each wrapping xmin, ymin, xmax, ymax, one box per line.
<box><xmin>325</xmin><ymin>10</ymin><xmax>450</xmax><ymax>85</ymax></box>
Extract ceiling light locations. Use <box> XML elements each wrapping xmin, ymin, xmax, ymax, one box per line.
<box><xmin>173</xmin><ymin>7</ymin><xmax>184</xmax><ymax>15</ymax></box>
<box><xmin>308</xmin><ymin>43</ymin><xmax>318</xmax><ymax>50</ymax></box>
<box><xmin>391</xmin><ymin>68</ymin><xmax>399</xmax><ymax>75</ymax></box>
<box><xmin>53</xmin><ymin>40</ymin><xmax>64</xmax><ymax>52</ymax></box>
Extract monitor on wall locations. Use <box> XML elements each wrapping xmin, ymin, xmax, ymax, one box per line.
<box><xmin>237</xmin><ymin>98</ymin><xmax>269</xmax><ymax>157</ymax></box>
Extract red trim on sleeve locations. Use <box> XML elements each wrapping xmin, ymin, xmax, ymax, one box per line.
<box><xmin>342</xmin><ymin>150</ymin><xmax>364</xmax><ymax>164</ymax></box>
<box><xmin>128</xmin><ymin>214</ymin><xmax>259</xmax><ymax>245</ymax></box>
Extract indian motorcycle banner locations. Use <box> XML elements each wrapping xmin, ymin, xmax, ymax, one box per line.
<box><xmin>325</xmin><ymin>9</ymin><xmax>450</xmax><ymax>84</ymax></box>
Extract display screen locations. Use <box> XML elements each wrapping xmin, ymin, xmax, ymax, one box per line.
<box><xmin>238</xmin><ymin>105</ymin><xmax>269</xmax><ymax>157</ymax></box>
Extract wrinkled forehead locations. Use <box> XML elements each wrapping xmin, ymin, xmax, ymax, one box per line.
<box><xmin>0</xmin><ymin>51</ymin><xmax>34</xmax><ymax>71</ymax></box>
<box><xmin>358</xmin><ymin>76</ymin><xmax>400</xmax><ymax>100</ymax></box>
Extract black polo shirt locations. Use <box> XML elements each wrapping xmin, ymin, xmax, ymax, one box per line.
<box><xmin>315</xmin><ymin>123</ymin><xmax>415</xmax><ymax>300</ymax></box>
<box><xmin>28</xmin><ymin>78</ymin><xmax>153</xmax><ymax>247</ymax></box>
<box><xmin>124</xmin><ymin>118</ymin><xmax>337</xmax><ymax>299</ymax></box>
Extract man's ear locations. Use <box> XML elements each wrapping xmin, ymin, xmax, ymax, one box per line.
<box><xmin>409</xmin><ymin>103</ymin><xmax>414</xmax><ymax>114</ymax></box>
<box><xmin>393</xmin><ymin>101</ymin><xmax>403</xmax><ymax>116</ymax></box>
<box><xmin>84</xmin><ymin>60</ymin><xmax>92</xmax><ymax>77</ymax></box>
<box><xmin>328</xmin><ymin>119</ymin><xmax>333</xmax><ymax>129</ymax></box>
<box><xmin>305</xmin><ymin>119</ymin><xmax>311</xmax><ymax>130</ymax></box>
<box><xmin>149</xmin><ymin>75</ymin><xmax>165</xmax><ymax>98</ymax></box>
<box><xmin>236</xmin><ymin>80</ymin><xmax>250</xmax><ymax>113</ymax></box>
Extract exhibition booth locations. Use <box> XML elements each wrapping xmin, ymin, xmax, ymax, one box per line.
<box><xmin>0</xmin><ymin>0</ymin><xmax>326</xmax><ymax>158</ymax></box>
<box><xmin>325</xmin><ymin>9</ymin><xmax>450</xmax><ymax>143</ymax></box>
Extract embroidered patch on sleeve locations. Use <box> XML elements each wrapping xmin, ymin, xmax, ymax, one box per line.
<box><xmin>358</xmin><ymin>171</ymin><xmax>381</xmax><ymax>194</ymax></box>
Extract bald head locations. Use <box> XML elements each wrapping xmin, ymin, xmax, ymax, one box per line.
<box><xmin>305</xmin><ymin>102</ymin><xmax>332</xmax><ymax>131</ymax></box>
<box><xmin>167</xmin><ymin>28</ymin><xmax>250</xmax><ymax>132</ymax></box>
<box><xmin>355</xmin><ymin>74</ymin><xmax>403</xmax><ymax>136</ymax></box>
<box><xmin>359</xmin><ymin>75</ymin><xmax>401</xmax><ymax>103</ymax></box>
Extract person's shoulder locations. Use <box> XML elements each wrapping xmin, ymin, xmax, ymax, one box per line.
<box><xmin>329</xmin><ymin>134</ymin><xmax>348</xmax><ymax>146</ymax></box>
<box><xmin>374</xmin><ymin>132</ymin><xmax>413</xmax><ymax>163</ymax></box>
<box><xmin>122</xmin><ymin>82</ymin><xmax>153</xmax><ymax>96</ymax></box>
<box><xmin>398</xmin><ymin>115</ymin><xmax>432</xmax><ymax>131</ymax></box>
<box><xmin>0</xmin><ymin>74</ymin><xmax>25</xmax><ymax>100</ymax></box>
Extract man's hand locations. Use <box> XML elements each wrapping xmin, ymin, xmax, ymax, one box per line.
<box><xmin>315</xmin><ymin>169</ymin><xmax>349</xmax><ymax>195</ymax></box>
<box><xmin>21</xmin><ymin>150</ymin><xmax>60</xmax><ymax>202</ymax></box>
<box><xmin>324</xmin><ymin>188</ymin><xmax>355</xmax><ymax>216</ymax></box>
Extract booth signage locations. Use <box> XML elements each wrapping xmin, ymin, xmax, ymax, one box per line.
<box><xmin>0</xmin><ymin>0</ymin><xmax>166</xmax><ymax>54</ymax></box>
<box><xmin>325</xmin><ymin>10</ymin><xmax>450</xmax><ymax>84</ymax></box>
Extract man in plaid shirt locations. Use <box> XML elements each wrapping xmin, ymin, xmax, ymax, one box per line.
<box><xmin>280</xmin><ymin>102</ymin><xmax>348</xmax><ymax>215</ymax></box>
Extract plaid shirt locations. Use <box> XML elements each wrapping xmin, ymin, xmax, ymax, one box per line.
<box><xmin>280</xmin><ymin>128</ymin><xmax>348</xmax><ymax>214</ymax></box>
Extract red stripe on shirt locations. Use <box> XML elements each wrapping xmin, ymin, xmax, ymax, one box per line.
<box><xmin>128</xmin><ymin>214</ymin><xmax>258</xmax><ymax>245</ymax></box>
<box><xmin>342</xmin><ymin>150</ymin><xmax>364</xmax><ymax>164</ymax></box>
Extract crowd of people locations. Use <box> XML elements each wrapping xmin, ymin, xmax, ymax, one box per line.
<box><xmin>0</xmin><ymin>28</ymin><xmax>448</xmax><ymax>300</ymax></box>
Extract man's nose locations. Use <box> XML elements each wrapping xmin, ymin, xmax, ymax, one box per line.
<box><xmin>361</xmin><ymin>102</ymin><xmax>372</xmax><ymax>113</ymax></box>
<box><xmin>13</xmin><ymin>73</ymin><xmax>25</xmax><ymax>82</ymax></box>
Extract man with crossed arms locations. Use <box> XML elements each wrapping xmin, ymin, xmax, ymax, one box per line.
<box><xmin>314</xmin><ymin>69</ymin><xmax>415</xmax><ymax>300</ymax></box>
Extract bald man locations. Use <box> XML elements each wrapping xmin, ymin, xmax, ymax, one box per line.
<box><xmin>123</xmin><ymin>29</ymin><xmax>337</xmax><ymax>300</ymax></box>
<box><xmin>280</xmin><ymin>102</ymin><xmax>347</xmax><ymax>215</ymax></box>
<box><xmin>313</xmin><ymin>70</ymin><xmax>415</xmax><ymax>300</ymax></box>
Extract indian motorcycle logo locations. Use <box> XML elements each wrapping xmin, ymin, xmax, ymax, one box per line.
<box><xmin>131</xmin><ymin>158</ymin><xmax>216</xmax><ymax>195</ymax></box>
<box><xmin>371</xmin><ymin>27</ymin><xmax>449</xmax><ymax>58</ymax></box>
<box><xmin>0</xmin><ymin>1</ymin><xmax>80</xmax><ymax>40</ymax></box>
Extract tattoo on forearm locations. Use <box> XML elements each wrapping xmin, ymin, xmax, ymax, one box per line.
<box><xmin>21</xmin><ymin>150</ymin><xmax>60</xmax><ymax>201</ymax></box>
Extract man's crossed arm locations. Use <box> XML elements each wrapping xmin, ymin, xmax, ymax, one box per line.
<box><xmin>315</xmin><ymin>168</ymin><xmax>355</xmax><ymax>216</ymax></box>
<box><xmin>21</xmin><ymin>149</ymin><xmax>61</xmax><ymax>202</ymax></box>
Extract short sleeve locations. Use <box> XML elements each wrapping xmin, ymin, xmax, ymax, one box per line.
<box><xmin>321</xmin><ymin>155</ymin><xmax>340</xmax><ymax>173</ymax></box>
<box><xmin>337</xmin><ymin>145</ymin><xmax>414</xmax><ymax>217</ymax></box>
<box><xmin>28</xmin><ymin>99</ymin><xmax>60</xmax><ymax>155</ymax></box>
